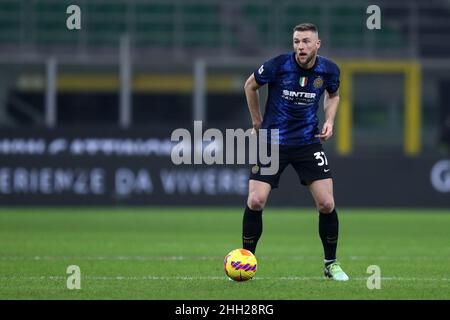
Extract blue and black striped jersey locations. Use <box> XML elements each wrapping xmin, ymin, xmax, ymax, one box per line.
<box><xmin>254</xmin><ymin>52</ymin><xmax>340</xmax><ymax>146</ymax></box>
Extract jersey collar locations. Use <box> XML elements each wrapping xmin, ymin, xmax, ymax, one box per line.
<box><xmin>292</xmin><ymin>52</ymin><xmax>319</xmax><ymax>72</ymax></box>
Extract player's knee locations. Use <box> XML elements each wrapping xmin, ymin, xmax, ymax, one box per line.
<box><xmin>247</xmin><ymin>195</ymin><xmax>266</xmax><ymax>211</ymax></box>
<box><xmin>317</xmin><ymin>199</ymin><xmax>335</xmax><ymax>214</ymax></box>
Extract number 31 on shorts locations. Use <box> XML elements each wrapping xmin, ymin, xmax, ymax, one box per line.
<box><xmin>314</xmin><ymin>151</ymin><xmax>328</xmax><ymax>166</ymax></box>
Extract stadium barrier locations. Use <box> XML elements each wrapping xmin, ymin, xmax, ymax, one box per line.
<box><xmin>0</xmin><ymin>128</ymin><xmax>448</xmax><ymax>207</ymax></box>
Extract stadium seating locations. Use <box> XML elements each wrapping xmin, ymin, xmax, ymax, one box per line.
<box><xmin>0</xmin><ymin>0</ymin><xmax>410</xmax><ymax>52</ymax></box>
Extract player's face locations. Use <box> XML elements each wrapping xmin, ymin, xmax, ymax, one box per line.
<box><xmin>293</xmin><ymin>31</ymin><xmax>321</xmax><ymax>67</ymax></box>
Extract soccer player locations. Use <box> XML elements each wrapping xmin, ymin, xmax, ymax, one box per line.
<box><xmin>241</xmin><ymin>23</ymin><xmax>349</xmax><ymax>281</ymax></box>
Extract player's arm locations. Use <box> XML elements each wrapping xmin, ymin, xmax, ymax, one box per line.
<box><xmin>316</xmin><ymin>89</ymin><xmax>340</xmax><ymax>141</ymax></box>
<box><xmin>244</xmin><ymin>74</ymin><xmax>263</xmax><ymax>133</ymax></box>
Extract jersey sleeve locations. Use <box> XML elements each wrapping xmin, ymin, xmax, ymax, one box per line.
<box><xmin>326</xmin><ymin>65</ymin><xmax>340</xmax><ymax>94</ymax></box>
<box><xmin>253</xmin><ymin>57</ymin><xmax>278</xmax><ymax>86</ymax></box>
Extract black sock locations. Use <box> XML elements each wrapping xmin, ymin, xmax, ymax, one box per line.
<box><xmin>242</xmin><ymin>206</ymin><xmax>263</xmax><ymax>254</ymax></box>
<box><xmin>319</xmin><ymin>209</ymin><xmax>339</xmax><ymax>262</ymax></box>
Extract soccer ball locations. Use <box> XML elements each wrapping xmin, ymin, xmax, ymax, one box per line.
<box><xmin>224</xmin><ymin>248</ymin><xmax>257</xmax><ymax>281</ymax></box>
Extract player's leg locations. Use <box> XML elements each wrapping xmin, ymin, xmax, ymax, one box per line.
<box><xmin>291</xmin><ymin>143</ymin><xmax>348</xmax><ymax>281</ymax></box>
<box><xmin>243</xmin><ymin>143</ymin><xmax>287</xmax><ymax>254</ymax></box>
<box><xmin>308</xmin><ymin>178</ymin><xmax>337</xmax><ymax>261</ymax></box>
<box><xmin>242</xmin><ymin>180</ymin><xmax>271</xmax><ymax>254</ymax></box>
<box><xmin>308</xmin><ymin>178</ymin><xmax>349</xmax><ymax>281</ymax></box>
<box><xmin>291</xmin><ymin>144</ymin><xmax>338</xmax><ymax>263</ymax></box>
<box><xmin>242</xmin><ymin>142</ymin><xmax>287</xmax><ymax>254</ymax></box>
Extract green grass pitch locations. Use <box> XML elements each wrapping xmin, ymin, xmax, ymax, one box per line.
<box><xmin>0</xmin><ymin>207</ymin><xmax>448</xmax><ymax>299</ymax></box>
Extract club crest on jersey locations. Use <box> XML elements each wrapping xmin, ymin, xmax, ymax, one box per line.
<box><xmin>299</xmin><ymin>77</ymin><xmax>308</xmax><ymax>87</ymax></box>
<box><xmin>313</xmin><ymin>77</ymin><xmax>323</xmax><ymax>89</ymax></box>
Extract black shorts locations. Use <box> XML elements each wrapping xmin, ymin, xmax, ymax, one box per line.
<box><xmin>249</xmin><ymin>143</ymin><xmax>332</xmax><ymax>189</ymax></box>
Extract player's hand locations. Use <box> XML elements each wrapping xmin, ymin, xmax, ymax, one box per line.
<box><xmin>315</xmin><ymin>122</ymin><xmax>333</xmax><ymax>141</ymax></box>
<box><xmin>251</xmin><ymin>121</ymin><xmax>262</xmax><ymax>135</ymax></box>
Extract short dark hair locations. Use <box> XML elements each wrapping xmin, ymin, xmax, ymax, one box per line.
<box><xmin>293</xmin><ymin>23</ymin><xmax>318</xmax><ymax>34</ymax></box>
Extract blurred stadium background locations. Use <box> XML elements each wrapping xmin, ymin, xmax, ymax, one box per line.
<box><xmin>0</xmin><ymin>0</ymin><xmax>449</xmax><ymax>300</ymax></box>
<box><xmin>0</xmin><ymin>0</ymin><xmax>449</xmax><ymax>207</ymax></box>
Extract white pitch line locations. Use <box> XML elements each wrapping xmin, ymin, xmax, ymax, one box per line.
<box><xmin>0</xmin><ymin>256</ymin><xmax>207</xmax><ymax>261</ymax></box>
<box><xmin>0</xmin><ymin>255</ymin><xmax>448</xmax><ymax>261</ymax></box>
<box><xmin>0</xmin><ymin>275</ymin><xmax>449</xmax><ymax>282</ymax></box>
